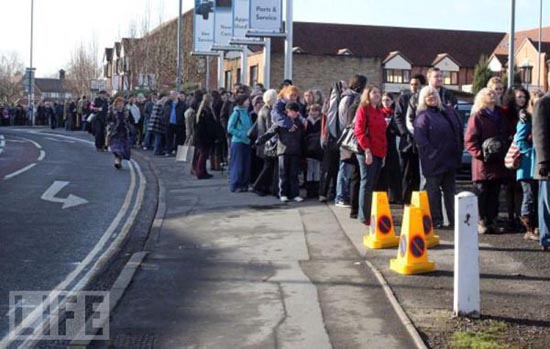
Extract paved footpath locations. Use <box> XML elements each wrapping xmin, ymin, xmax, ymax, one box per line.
<box><xmin>91</xmin><ymin>152</ymin><xmax>416</xmax><ymax>349</ymax></box>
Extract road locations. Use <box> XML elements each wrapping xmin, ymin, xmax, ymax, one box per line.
<box><xmin>0</xmin><ymin>128</ymin><xmax>145</xmax><ymax>348</ymax></box>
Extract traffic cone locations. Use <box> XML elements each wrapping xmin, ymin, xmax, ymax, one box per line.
<box><xmin>411</xmin><ymin>191</ymin><xmax>440</xmax><ymax>248</ymax></box>
<box><xmin>390</xmin><ymin>205</ymin><xmax>436</xmax><ymax>275</ymax></box>
<box><xmin>364</xmin><ymin>192</ymin><xmax>400</xmax><ymax>249</ymax></box>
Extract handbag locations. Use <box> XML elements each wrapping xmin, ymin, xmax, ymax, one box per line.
<box><xmin>176</xmin><ymin>145</ymin><xmax>195</xmax><ymax>162</ymax></box>
<box><xmin>86</xmin><ymin>113</ymin><xmax>96</xmax><ymax>123</ymax></box>
<box><xmin>504</xmin><ymin>140</ymin><xmax>521</xmax><ymax>170</ymax></box>
<box><xmin>263</xmin><ymin>136</ymin><xmax>278</xmax><ymax>158</ymax></box>
<box><xmin>337</xmin><ymin>125</ymin><xmax>361</xmax><ymax>154</ymax></box>
<box><xmin>482</xmin><ymin>137</ymin><xmax>505</xmax><ymax>163</ymax></box>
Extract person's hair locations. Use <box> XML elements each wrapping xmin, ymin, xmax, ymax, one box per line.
<box><xmin>263</xmin><ymin>89</ymin><xmax>278</xmax><ymax>106</ymax></box>
<box><xmin>486</xmin><ymin>76</ymin><xmax>502</xmax><ymax>90</ymax></box>
<box><xmin>278</xmin><ymin>85</ymin><xmax>300</xmax><ymax>100</ymax></box>
<box><xmin>309</xmin><ymin>103</ymin><xmax>322</xmax><ymax>112</ymax></box>
<box><xmin>416</xmin><ymin>86</ymin><xmax>443</xmax><ymax>113</ymax></box>
<box><xmin>503</xmin><ymin>85</ymin><xmax>530</xmax><ymax>115</ymax></box>
<box><xmin>190</xmin><ymin>90</ymin><xmax>204</xmax><ymax>110</ymax></box>
<box><xmin>112</xmin><ymin>96</ymin><xmax>125</xmax><ymax>107</ymax></box>
<box><xmin>348</xmin><ymin>74</ymin><xmax>368</xmax><ymax>93</ymax></box>
<box><xmin>427</xmin><ymin>67</ymin><xmax>441</xmax><ymax>78</ymax></box>
<box><xmin>472</xmin><ymin>87</ymin><xmax>495</xmax><ymax>115</ymax></box>
<box><xmin>285</xmin><ymin>102</ymin><xmax>300</xmax><ymax>112</ymax></box>
<box><xmin>312</xmin><ymin>89</ymin><xmax>324</xmax><ymax>105</ymax></box>
<box><xmin>196</xmin><ymin>94</ymin><xmax>212</xmax><ymax>120</ymax></box>
<box><xmin>235</xmin><ymin>94</ymin><xmax>250</xmax><ymax>106</ymax></box>
<box><xmin>359</xmin><ymin>85</ymin><xmax>381</xmax><ymax>108</ymax></box>
<box><xmin>411</xmin><ymin>73</ymin><xmax>427</xmax><ymax>85</ymax></box>
<box><xmin>529</xmin><ymin>89</ymin><xmax>545</xmax><ymax>113</ymax></box>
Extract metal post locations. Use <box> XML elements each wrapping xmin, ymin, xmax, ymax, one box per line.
<box><xmin>284</xmin><ymin>0</ymin><xmax>293</xmax><ymax>80</ymax></box>
<box><xmin>29</xmin><ymin>0</ymin><xmax>34</xmax><ymax>126</ymax></box>
<box><xmin>206</xmin><ymin>56</ymin><xmax>210</xmax><ymax>91</ymax></box>
<box><xmin>176</xmin><ymin>0</ymin><xmax>183</xmax><ymax>91</ymax></box>
<box><xmin>538</xmin><ymin>0</ymin><xmax>543</xmax><ymax>89</ymax></box>
<box><xmin>508</xmin><ymin>0</ymin><xmax>516</xmax><ymax>88</ymax></box>
<box><xmin>453</xmin><ymin>192</ymin><xmax>480</xmax><ymax>318</ymax></box>
<box><xmin>218</xmin><ymin>51</ymin><xmax>224</xmax><ymax>89</ymax></box>
<box><xmin>263</xmin><ymin>38</ymin><xmax>271</xmax><ymax>89</ymax></box>
<box><xmin>241</xmin><ymin>47</ymin><xmax>248</xmax><ymax>85</ymax></box>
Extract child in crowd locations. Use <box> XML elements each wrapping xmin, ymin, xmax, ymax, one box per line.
<box><xmin>304</xmin><ymin>104</ymin><xmax>323</xmax><ymax>198</ymax></box>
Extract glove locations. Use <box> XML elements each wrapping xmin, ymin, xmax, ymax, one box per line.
<box><xmin>540</xmin><ymin>162</ymin><xmax>549</xmax><ymax>177</ymax></box>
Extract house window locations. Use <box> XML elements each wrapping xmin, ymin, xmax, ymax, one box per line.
<box><xmin>384</xmin><ymin>69</ymin><xmax>411</xmax><ymax>83</ymax></box>
<box><xmin>249</xmin><ymin>65</ymin><xmax>259</xmax><ymax>86</ymax></box>
<box><xmin>236</xmin><ymin>68</ymin><xmax>241</xmax><ymax>84</ymax></box>
<box><xmin>224</xmin><ymin>70</ymin><xmax>232</xmax><ymax>89</ymax></box>
<box><xmin>443</xmin><ymin>71</ymin><xmax>459</xmax><ymax>85</ymax></box>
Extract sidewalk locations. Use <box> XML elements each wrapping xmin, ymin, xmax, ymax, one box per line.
<box><xmin>90</xmin><ymin>151</ymin><xmax>416</xmax><ymax>349</ymax></box>
<box><xmin>93</xmin><ymin>149</ymin><xmax>550</xmax><ymax>349</ymax></box>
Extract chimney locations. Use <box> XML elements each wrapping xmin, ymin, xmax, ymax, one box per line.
<box><xmin>59</xmin><ymin>69</ymin><xmax>65</xmax><ymax>80</ymax></box>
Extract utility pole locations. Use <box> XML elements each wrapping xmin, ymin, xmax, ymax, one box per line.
<box><xmin>176</xmin><ymin>0</ymin><xmax>183</xmax><ymax>91</ymax></box>
<box><xmin>508</xmin><ymin>0</ymin><xmax>516</xmax><ymax>88</ymax></box>
<box><xmin>538</xmin><ymin>0</ymin><xmax>543</xmax><ymax>89</ymax></box>
<box><xmin>28</xmin><ymin>0</ymin><xmax>35</xmax><ymax>125</ymax></box>
<box><xmin>284</xmin><ymin>0</ymin><xmax>293</xmax><ymax>80</ymax></box>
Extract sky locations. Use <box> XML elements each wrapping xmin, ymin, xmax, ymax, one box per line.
<box><xmin>0</xmin><ymin>0</ymin><xmax>548</xmax><ymax>77</ymax></box>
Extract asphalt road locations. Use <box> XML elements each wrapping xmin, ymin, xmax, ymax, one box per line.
<box><xmin>0</xmin><ymin>128</ymin><xmax>144</xmax><ymax>347</ymax></box>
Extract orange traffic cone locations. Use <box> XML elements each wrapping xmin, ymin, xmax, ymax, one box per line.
<box><xmin>364</xmin><ymin>192</ymin><xmax>400</xmax><ymax>249</ymax></box>
<box><xmin>411</xmin><ymin>191</ymin><xmax>440</xmax><ymax>248</ymax></box>
<box><xmin>390</xmin><ymin>205</ymin><xmax>436</xmax><ymax>275</ymax></box>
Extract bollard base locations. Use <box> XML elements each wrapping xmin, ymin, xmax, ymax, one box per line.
<box><xmin>453</xmin><ymin>310</ymin><xmax>481</xmax><ymax>319</ymax></box>
<box><xmin>364</xmin><ymin>234</ymin><xmax>400</xmax><ymax>249</ymax></box>
<box><xmin>390</xmin><ymin>258</ymin><xmax>436</xmax><ymax>275</ymax></box>
<box><xmin>426</xmin><ymin>234</ymin><xmax>441</xmax><ymax>248</ymax></box>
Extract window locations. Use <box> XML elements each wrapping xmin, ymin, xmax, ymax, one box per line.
<box><xmin>236</xmin><ymin>68</ymin><xmax>241</xmax><ymax>84</ymax></box>
<box><xmin>224</xmin><ymin>70</ymin><xmax>232</xmax><ymax>89</ymax></box>
<box><xmin>249</xmin><ymin>65</ymin><xmax>259</xmax><ymax>86</ymax></box>
<box><xmin>384</xmin><ymin>69</ymin><xmax>411</xmax><ymax>83</ymax></box>
<box><xmin>443</xmin><ymin>71</ymin><xmax>459</xmax><ymax>85</ymax></box>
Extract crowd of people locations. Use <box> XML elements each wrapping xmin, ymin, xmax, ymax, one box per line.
<box><xmin>4</xmin><ymin>69</ymin><xmax>550</xmax><ymax>251</ymax></box>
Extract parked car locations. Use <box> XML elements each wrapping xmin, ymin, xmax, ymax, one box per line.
<box><xmin>456</xmin><ymin>101</ymin><xmax>473</xmax><ymax>176</ymax></box>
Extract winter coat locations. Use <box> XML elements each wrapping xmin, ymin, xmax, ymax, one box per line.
<box><xmin>258</xmin><ymin>119</ymin><xmax>304</xmax><ymax>157</ymax></box>
<box><xmin>414</xmin><ymin>106</ymin><xmax>463</xmax><ymax>177</ymax></box>
<box><xmin>195</xmin><ymin>107</ymin><xmax>218</xmax><ymax>148</ymax></box>
<box><xmin>253</xmin><ymin>105</ymin><xmax>273</xmax><ymax>158</ymax></box>
<box><xmin>227</xmin><ymin>106</ymin><xmax>253</xmax><ymax>144</ymax></box>
<box><xmin>271</xmin><ymin>99</ymin><xmax>306</xmax><ymax>128</ymax></box>
<box><xmin>184</xmin><ymin>108</ymin><xmax>196</xmax><ymax>146</ymax></box>
<box><xmin>163</xmin><ymin>99</ymin><xmax>187</xmax><ymax>125</ymax></box>
<box><xmin>514</xmin><ymin>114</ymin><xmax>535</xmax><ymax>181</ymax></box>
<box><xmin>148</xmin><ymin>100</ymin><xmax>167</xmax><ymax>134</ymax></box>
<box><xmin>354</xmin><ymin>105</ymin><xmax>387</xmax><ymax>159</ymax></box>
<box><xmin>304</xmin><ymin>116</ymin><xmax>323</xmax><ymax>160</ymax></box>
<box><xmin>464</xmin><ymin>106</ymin><xmax>514</xmax><ymax>181</ymax></box>
<box><xmin>532</xmin><ymin>93</ymin><xmax>550</xmax><ymax>180</ymax></box>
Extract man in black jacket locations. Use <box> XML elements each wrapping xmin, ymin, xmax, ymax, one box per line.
<box><xmin>533</xmin><ymin>92</ymin><xmax>550</xmax><ymax>250</ymax></box>
<box><xmin>163</xmin><ymin>91</ymin><xmax>187</xmax><ymax>156</ymax></box>
<box><xmin>394</xmin><ymin>74</ymin><xmax>425</xmax><ymax>204</ymax></box>
<box><xmin>91</xmin><ymin>90</ymin><xmax>109</xmax><ymax>151</ymax></box>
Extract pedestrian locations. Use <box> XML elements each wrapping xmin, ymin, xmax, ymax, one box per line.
<box><xmin>512</xmin><ymin>87</ymin><xmax>539</xmax><ymax>241</ymax></box>
<box><xmin>532</xmin><ymin>91</ymin><xmax>550</xmax><ymax>251</ymax></box>
<box><xmin>304</xmin><ymin>103</ymin><xmax>323</xmax><ymax>198</ymax></box>
<box><xmin>414</xmin><ymin>86</ymin><xmax>463</xmax><ymax>228</ymax></box>
<box><xmin>257</xmin><ymin>102</ymin><xmax>305</xmax><ymax>202</ymax></box>
<box><xmin>91</xmin><ymin>90</ymin><xmax>110</xmax><ymax>151</ymax></box>
<box><xmin>107</xmin><ymin>96</ymin><xmax>132</xmax><ymax>169</ymax></box>
<box><xmin>487</xmin><ymin>76</ymin><xmax>505</xmax><ymax>106</ymax></box>
<box><xmin>127</xmin><ymin>95</ymin><xmax>141</xmax><ymax>147</ymax></box>
<box><xmin>148</xmin><ymin>93</ymin><xmax>168</xmax><ymax>156</ymax></box>
<box><xmin>163</xmin><ymin>91</ymin><xmax>187</xmax><ymax>156</ymax></box>
<box><xmin>142</xmin><ymin>94</ymin><xmax>157</xmax><ymax>150</ymax></box>
<box><xmin>465</xmin><ymin>88</ymin><xmax>514</xmax><ymax>234</ymax></box>
<box><xmin>251</xmin><ymin>89</ymin><xmax>279</xmax><ymax>196</ymax></box>
<box><xmin>354</xmin><ymin>85</ymin><xmax>387</xmax><ymax>226</ymax></box>
<box><xmin>227</xmin><ymin>94</ymin><xmax>253</xmax><ymax>192</ymax></box>
<box><xmin>394</xmin><ymin>74</ymin><xmax>426</xmax><ymax>204</ymax></box>
<box><xmin>194</xmin><ymin>94</ymin><xmax>217</xmax><ymax>179</ymax></box>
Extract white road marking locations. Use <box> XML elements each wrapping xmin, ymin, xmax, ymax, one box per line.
<box><xmin>0</xmin><ymin>140</ymin><xmax>5</xmax><ymax>147</ymax></box>
<box><xmin>40</xmin><ymin>181</ymin><xmax>88</xmax><ymax>209</ymax></box>
<box><xmin>2</xmin><ymin>160</ymin><xmax>143</xmax><ymax>347</ymax></box>
<box><xmin>4</xmin><ymin>163</ymin><xmax>36</xmax><ymax>180</ymax></box>
<box><xmin>0</xmin><ymin>134</ymin><xmax>4</xmax><ymax>139</ymax></box>
<box><xmin>45</xmin><ymin>137</ymin><xmax>76</xmax><ymax>143</ymax></box>
<box><xmin>38</xmin><ymin>150</ymin><xmax>45</xmax><ymax>161</ymax></box>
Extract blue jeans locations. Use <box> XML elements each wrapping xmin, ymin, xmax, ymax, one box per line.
<box><xmin>424</xmin><ymin>170</ymin><xmax>456</xmax><ymax>227</ymax></box>
<box><xmin>278</xmin><ymin>155</ymin><xmax>300</xmax><ymax>199</ymax></box>
<box><xmin>539</xmin><ymin>181</ymin><xmax>550</xmax><ymax>247</ymax></box>
<box><xmin>520</xmin><ymin>180</ymin><xmax>537</xmax><ymax>217</ymax></box>
<box><xmin>229</xmin><ymin>142</ymin><xmax>251</xmax><ymax>192</ymax></box>
<box><xmin>336</xmin><ymin>161</ymin><xmax>351</xmax><ymax>202</ymax></box>
<box><xmin>356</xmin><ymin>154</ymin><xmax>383</xmax><ymax>224</ymax></box>
<box><xmin>153</xmin><ymin>132</ymin><xmax>164</xmax><ymax>155</ymax></box>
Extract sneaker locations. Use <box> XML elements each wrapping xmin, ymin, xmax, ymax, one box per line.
<box><xmin>478</xmin><ymin>221</ymin><xmax>489</xmax><ymax>235</ymax></box>
<box><xmin>523</xmin><ymin>231</ymin><xmax>539</xmax><ymax>241</ymax></box>
<box><xmin>280</xmin><ymin>196</ymin><xmax>289</xmax><ymax>203</ymax></box>
<box><xmin>335</xmin><ymin>200</ymin><xmax>350</xmax><ymax>208</ymax></box>
<box><xmin>319</xmin><ymin>196</ymin><xmax>327</xmax><ymax>203</ymax></box>
<box><xmin>293</xmin><ymin>196</ymin><xmax>304</xmax><ymax>202</ymax></box>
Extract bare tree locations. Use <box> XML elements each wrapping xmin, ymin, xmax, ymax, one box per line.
<box><xmin>65</xmin><ymin>42</ymin><xmax>101</xmax><ymax>98</ymax></box>
<box><xmin>0</xmin><ymin>51</ymin><xmax>24</xmax><ymax>104</ymax></box>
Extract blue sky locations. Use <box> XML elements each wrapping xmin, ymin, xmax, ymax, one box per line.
<box><xmin>0</xmin><ymin>0</ymin><xmax>547</xmax><ymax>77</ymax></box>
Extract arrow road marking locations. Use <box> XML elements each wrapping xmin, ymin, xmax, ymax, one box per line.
<box><xmin>40</xmin><ymin>181</ymin><xmax>88</xmax><ymax>209</ymax></box>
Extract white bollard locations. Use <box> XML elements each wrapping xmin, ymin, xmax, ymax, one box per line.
<box><xmin>453</xmin><ymin>191</ymin><xmax>480</xmax><ymax>318</ymax></box>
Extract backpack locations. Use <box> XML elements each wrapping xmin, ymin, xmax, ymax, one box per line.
<box><xmin>321</xmin><ymin>81</ymin><xmax>346</xmax><ymax>150</ymax></box>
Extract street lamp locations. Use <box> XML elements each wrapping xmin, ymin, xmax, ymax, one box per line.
<box><xmin>176</xmin><ymin>0</ymin><xmax>183</xmax><ymax>91</ymax></box>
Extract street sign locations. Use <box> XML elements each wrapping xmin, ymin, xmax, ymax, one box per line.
<box><xmin>249</xmin><ymin>0</ymin><xmax>283</xmax><ymax>35</ymax></box>
<box><xmin>24</xmin><ymin>68</ymin><xmax>35</xmax><ymax>95</ymax></box>
<box><xmin>90</xmin><ymin>80</ymin><xmax>106</xmax><ymax>91</ymax></box>
<box><xmin>193</xmin><ymin>0</ymin><xmax>216</xmax><ymax>53</ymax></box>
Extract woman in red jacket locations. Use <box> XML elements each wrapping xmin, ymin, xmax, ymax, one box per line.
<box><xmin>354</xmin><ymin>85</ymin><xmax>387</xmax><ymax>225</ymax></box>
